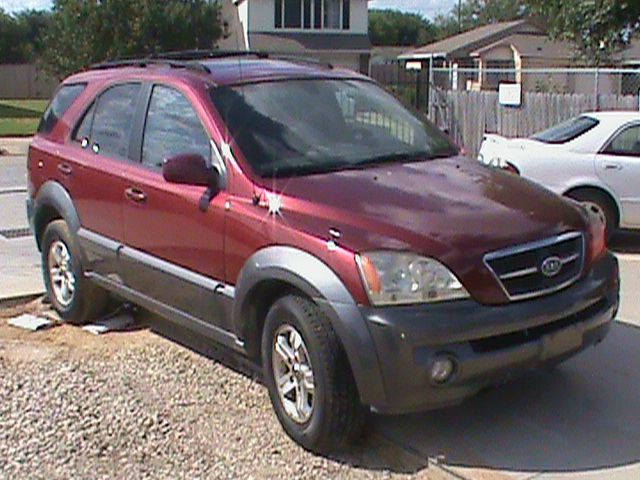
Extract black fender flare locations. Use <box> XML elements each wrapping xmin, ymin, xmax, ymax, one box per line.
<box><xmin>32</xmin><ymin>181</ymin><xmax>81</xmax><ymax>248</ymax></box>
<box><xmin>232</xmin><ymin>246</ymin><xmax>386</xmax><ymax>407</ymax></box>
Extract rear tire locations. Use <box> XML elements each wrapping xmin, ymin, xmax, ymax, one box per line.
<box><xmin>566</xmin><ymin>190</ymin><xmax>617</xmax><ymax>241</ymax></box>
<box><xmin>262</xmin><ymin>294</ymin><xmax>366</xmax><ymax>453</ymax></box>
<box><xmin>41</xmin><ymin>220</ymin><xmax>108</xmax><ymax>325</ymax></box>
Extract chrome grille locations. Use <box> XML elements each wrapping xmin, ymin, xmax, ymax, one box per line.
<box><xmin>484</xmin><ymin>232</ymin><xmax>585</xmax><ymax>301</ymax></box>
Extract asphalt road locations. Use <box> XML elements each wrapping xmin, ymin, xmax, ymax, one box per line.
<box><xmin>1</xmin><ymin>148</ymin><xmax>640</xmax><ymax>479</ymax></box>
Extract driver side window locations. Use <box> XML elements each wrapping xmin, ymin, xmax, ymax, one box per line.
<box><xmin>605</xmin><ymin>124</ymin><xmax>640</xmax><ymax>157</ymax></box>
<box><xmin>141</xmin><ymin>85</ymin><xmax>211</xmax><ymax>169</ymax></box>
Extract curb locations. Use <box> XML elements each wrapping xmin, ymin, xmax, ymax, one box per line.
<box><xmin>0</xmin><ymin>293</ymin><xmax>45</xmax><ymax>309</ymax></box>
<box><xmin>0</xmin><ymin>187</ymin><xmax>28</xmax><ymax>195</ymax></box>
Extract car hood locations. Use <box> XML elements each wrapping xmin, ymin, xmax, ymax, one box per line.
<box><xmin>262</xmin><ymin>156</ymin><xmax>588</xmax><ymax>304</ymax></box>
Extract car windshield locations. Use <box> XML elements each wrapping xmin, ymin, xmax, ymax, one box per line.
<box><xmin>531</xmin><ymin>116</ymin><xmax>599</xmax><ymax>144</ymax></box>
<box><xmin>209</xmin><ymin>79</ymin><xmax>458</xmax><ymax>178</ymax></box>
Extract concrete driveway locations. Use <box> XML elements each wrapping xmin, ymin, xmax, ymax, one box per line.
<box><xmin>373</xmin><ymin>319</ymin><xmax>640</xmax><ymax>479</ymax></box>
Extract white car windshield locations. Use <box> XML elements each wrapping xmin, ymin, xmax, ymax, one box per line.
<box><xmin>531</xmin><ymin>116</ymin><xmax>599</xmax><ymax>144</ymax></box>
<box><xmin>210</xmin><ymin>79</ymin><xmax>459</xmax><ymax>178</ymax></box>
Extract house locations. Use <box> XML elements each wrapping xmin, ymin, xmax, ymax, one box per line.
<box><xmin>398</xmin><ymin>20</ymin><xmax>557</xmax><ymax>91</ymax></box>
<box><xmin>398</xmin><ymin>20</ymin><xmax>640</xmax><ymax>96</ymax></box>
<box><xmin>217</xmin><ymin>0</ymin><xmax>372</xmax><ymax>73</ymax></box>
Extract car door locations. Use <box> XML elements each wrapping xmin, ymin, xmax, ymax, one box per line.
<box><xmin>63</xmin><ymin>82</ymin><xmax>144</xmax><ymax>278</ymax></box>
<box><xmin>121</xmin><ymin>83</ymin><xmax>232</xmax><ymax>331</ymax></box>
<box><xmin>596</xmin><ymin>122</ymin><xmax>640</xmax><ymax>228</ymax></box>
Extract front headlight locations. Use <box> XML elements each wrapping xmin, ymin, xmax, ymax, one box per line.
<box><xmin>356</xmin><ymin>251</ymin><xmax>470</xmax><ymax>306</ymax></box>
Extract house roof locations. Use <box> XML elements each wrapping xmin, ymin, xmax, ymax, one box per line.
<box><xmin>399</xmin><ymin>20</ymin><xmax>540</xmax><ymax>60</ymax></box>
<box><xmin>471</xmin><ymin>33</ymin><xmax>575</xmax><ymax>60</ymax></box>
<box><xmin>249</xmin><ymin>32</ymin><xmax>372</xmax><ymax>53</ymax></box>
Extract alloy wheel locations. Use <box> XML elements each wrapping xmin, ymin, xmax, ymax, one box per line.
<box><xmin>272</xmin><ymin>324</ymin><xmax>316</xmax><ymax>424</ymax></box>
<box><xmin>48</xmin><ymin>240</ymin><xmax>76</xmax><ymax>307</ymax></box>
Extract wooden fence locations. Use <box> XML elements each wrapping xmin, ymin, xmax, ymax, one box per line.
<box><xmin>433</xmin><ymin>90</ymin><xmax>639</xmax><ymax>158</ymax></box>
<box><xmin>0</xmin><ymin>64</ymin><xmax>58</xmax><ymax>100</ymax></box>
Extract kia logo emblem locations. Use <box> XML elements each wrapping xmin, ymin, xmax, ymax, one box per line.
<box><xmin>541</xmin><ymin>256</ymin><xmax>562</xmax><ymax>277</ymax></box>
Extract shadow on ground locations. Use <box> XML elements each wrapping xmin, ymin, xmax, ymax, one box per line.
<box><xmin>373</xmin><ymin>321</ymin><xmax>640</xmax><ymax>475</ymax></box>
<box><xmin>610</xmin><ymin>230</ymin><xmax>640</xmax><ymax>254</ymax></box>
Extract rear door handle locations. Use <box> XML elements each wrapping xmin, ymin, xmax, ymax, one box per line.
<box><xmin>57</xmin><ymin>163</ymin><xmax>73</xmax><ymax>176</ymax></box>
<box><xmin>603</xmin><ymin>162</ymin><xmax>622</xmax><ymax>171</ymax></box>
<box><xmin>125</xmin><ymin>187</ymin><xmax>147</xmax><ymax>203</ymax></box>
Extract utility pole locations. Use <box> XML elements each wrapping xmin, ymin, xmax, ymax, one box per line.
<box><xmin>458</xmin><ymin>0</ymin><xmax>462</xmax><ymax>33</ymax></box>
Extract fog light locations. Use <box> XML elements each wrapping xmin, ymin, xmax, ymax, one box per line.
<box><xmin>430</xmin><ymin>357</ymin><xmax>456</xmax><ymax>384</ymax></box>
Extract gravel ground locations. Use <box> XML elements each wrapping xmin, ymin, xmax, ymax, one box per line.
<box><xmin>0</xmin><ymin>298</ymin><xmax>450</xmax><ymax>480</ymax></box>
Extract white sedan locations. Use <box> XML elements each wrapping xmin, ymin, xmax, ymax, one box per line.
<box><xmin>479</xmin><ymin>111</ymin><xmax>640</xmax><ymax>238</ymax></box>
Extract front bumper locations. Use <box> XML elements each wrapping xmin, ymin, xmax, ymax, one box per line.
<box><xmin>359</xmin><ymin>253</ymin><xmax>619</xmax><ymax>414</ymax></box>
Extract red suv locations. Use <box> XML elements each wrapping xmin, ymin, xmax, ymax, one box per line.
<box><xmin>28</xmin><ymin>52</ymin><xmax>619</xmax><ymax>453</ymax></box>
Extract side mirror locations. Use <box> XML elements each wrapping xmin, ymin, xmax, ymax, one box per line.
<box><xmin>162</xmin><ymin>153</ymin><xmax>220</xmax><ymax>190</ymax></box>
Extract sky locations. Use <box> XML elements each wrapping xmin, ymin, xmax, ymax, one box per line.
<box><xmin>1</xmin><ymin>0</ymin><xmax>458</xmax><ymax>19</ymax></box>
<box><xmin>369</xmin><ymin>0</ymin><xmax>457</xmax><ymax>19</ymax></box>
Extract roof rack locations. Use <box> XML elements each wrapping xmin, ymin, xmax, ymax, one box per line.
<box><xmin>89</xmin><ymin>49</ymin><xmax>334</xmax><ymax>74</ymax></box>
<box><xmin>147</xmin><ymin>49</ymin><xmax>269</xmax><ymax>61</ymax></box>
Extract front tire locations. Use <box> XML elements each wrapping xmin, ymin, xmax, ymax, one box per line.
<box><xmin>41</xmin><ymin>220</ymin><xmax>108</xmax><ymax>325</ymax></box>
<box><xmin>262</xmin><ymin>294</ymin><xmax>365</xmax><ymax>453</ymax></box>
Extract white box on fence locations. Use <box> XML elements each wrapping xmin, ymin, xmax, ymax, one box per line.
<box><xmin>499</xmin><ymin>83</ymin><xmax>522</xmax><ymax>107</ymax></box>
<box><xmin>405</xmin><ymin>61</ymin><xmax>422</xmax><ymax>71</ymax></box>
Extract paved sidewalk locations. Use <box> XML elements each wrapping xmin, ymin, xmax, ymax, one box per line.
<box><xmin>0</xmin><ymin>136</ymin><xmax>31</xmax><ymax>157</ymax></box>
<box><xmin>0</xmin><ymin>146</ymin><xmax>44</xmax><ymax>300</ymax></box>
<box><xmin>0</xmin><ymin>236</ymin><xmax>43</xmax><ymax>301</ymax></box>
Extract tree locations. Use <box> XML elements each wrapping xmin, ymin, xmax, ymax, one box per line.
<box><xmin>524</xmin><ymin>0</ymin><xmax>640</xmax><ymax>66</ymax></box>
<box><xmin>434</xmin><ymin>0</ymin><xmax>530</xmax><ymax>39</ymax></box>
<box><xmin>0</xmin><ymin>8</ymin><xmax>50</xmax><ymax>63</ymax></box>
<box><xmin>369</xmin><ymin>9</ymin><xmax>437</xmax><ymax>47</ymax></box>
<box><xmin>41</xmin><ymin>0</ymin><xmax>222</xmax><ymax>78</ymax></box>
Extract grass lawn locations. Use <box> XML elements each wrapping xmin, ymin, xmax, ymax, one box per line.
<box><xmin>0</xmin><ymin>99</ymin><xmax>49</xmax><ymax>137</ymax></box>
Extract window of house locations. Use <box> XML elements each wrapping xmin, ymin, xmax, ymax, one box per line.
<box><xmin>141</xmin><ymin>85</ymin><xmax>211</xmax><ymax>169</ymax></box>
<box><xmin>604</xmin><ymin>125</ymin><xmax>640</xmax><ymax>157</ymax></box>
<box><xmin>284</xmin><ymin>0</ymin><xmax>302</xmax><ymax>28</ymax></box>
<box><xmin>74</xmin><ymin>83</ymin><xmax>141</xmax><ymax>159</ymax></box>
<box><xmin>274</xmin><ymin>0</ymin><xmax>349</xmax><ymax>30</ymax></box>
<box><xmin>324</xmin><ymin>0</ymin><xmax>341</xmax><ymax>29</ymax></box>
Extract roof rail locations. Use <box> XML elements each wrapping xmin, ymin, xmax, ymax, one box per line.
<box><xmin>90</xmin><ymin>58</ymin><xmax>211</xmax><ymax>73</ymax></box>
<box><xmin>89</xmin><ymin>50</ymin><xmax>334</xmax><ymax>74</ymax></box>
<box><xmin>148</xmin><ymin>49</ymin><xmax>269</xmax><ymax>61</ymax></box>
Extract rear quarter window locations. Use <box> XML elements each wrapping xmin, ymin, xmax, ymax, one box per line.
<box><xmin>37</xmin><ymin>83</ymin><xmax>87</xmax><ymax>134</ymax></box>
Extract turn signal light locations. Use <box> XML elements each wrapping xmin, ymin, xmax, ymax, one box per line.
<box><xmin>589</xmin><ymin>215</ymin><xmax>607</xmax><ymax>262</ymax></box>
<box><xmin>356</xmin><ymin>254</ymin><xmax>382</xmax><ymax>295</ymax></box>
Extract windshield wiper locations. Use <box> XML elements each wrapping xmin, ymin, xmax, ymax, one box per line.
<box><xmin>260</xmin><ymin>160</ymin><xmax>348</xmax><ymax>178</ymax></box>
<box><xmin>351</xmin><ymin>150</ymin><xmax>454</xmax><ymax>168</ymax></box>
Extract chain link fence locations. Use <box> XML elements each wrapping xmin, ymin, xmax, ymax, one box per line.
<box><xmin>372</xmin><ymin>65</ymin><xmax>640</xmax><ymax>158</ymax></box>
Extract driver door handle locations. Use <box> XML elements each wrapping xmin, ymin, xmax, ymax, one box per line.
<box><xmin>57</xmin><ymin>163</ymin><xmax>73</xmax><ymax>176</ymax></box>
<box><xmin>125</xmin><ymin>187</ymin><xmax>147</xmax><ymax>203</ymax></box>
<box><xmin>603</xmin><ymin>162</ymin><xmax>622</xmax><ymax>171</ymax></box>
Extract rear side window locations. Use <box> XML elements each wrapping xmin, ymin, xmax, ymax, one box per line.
<box><xmin>531</xmin><ymin>116</ymin><xmax>599</xmax><ymax>144</ymax></box>
<box><xmin>38</xmin><ymin>83</ymin><xmax>86</xmax><ymax>134</ymax></box>
<box><xmin>75</xmin><ymin>83</ymin><xmax>141</xmax><ymax>159</ymax></box>
<box><xmin>604</xmin><ymin>125</ymin><xmax>640</xmax><ymax>157</ymax></box>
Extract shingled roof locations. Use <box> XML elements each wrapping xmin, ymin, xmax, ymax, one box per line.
<box><xmin>399</xmin><ymin>20</ymin><xmax>540</xmax><ymax>60</ymax></box>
